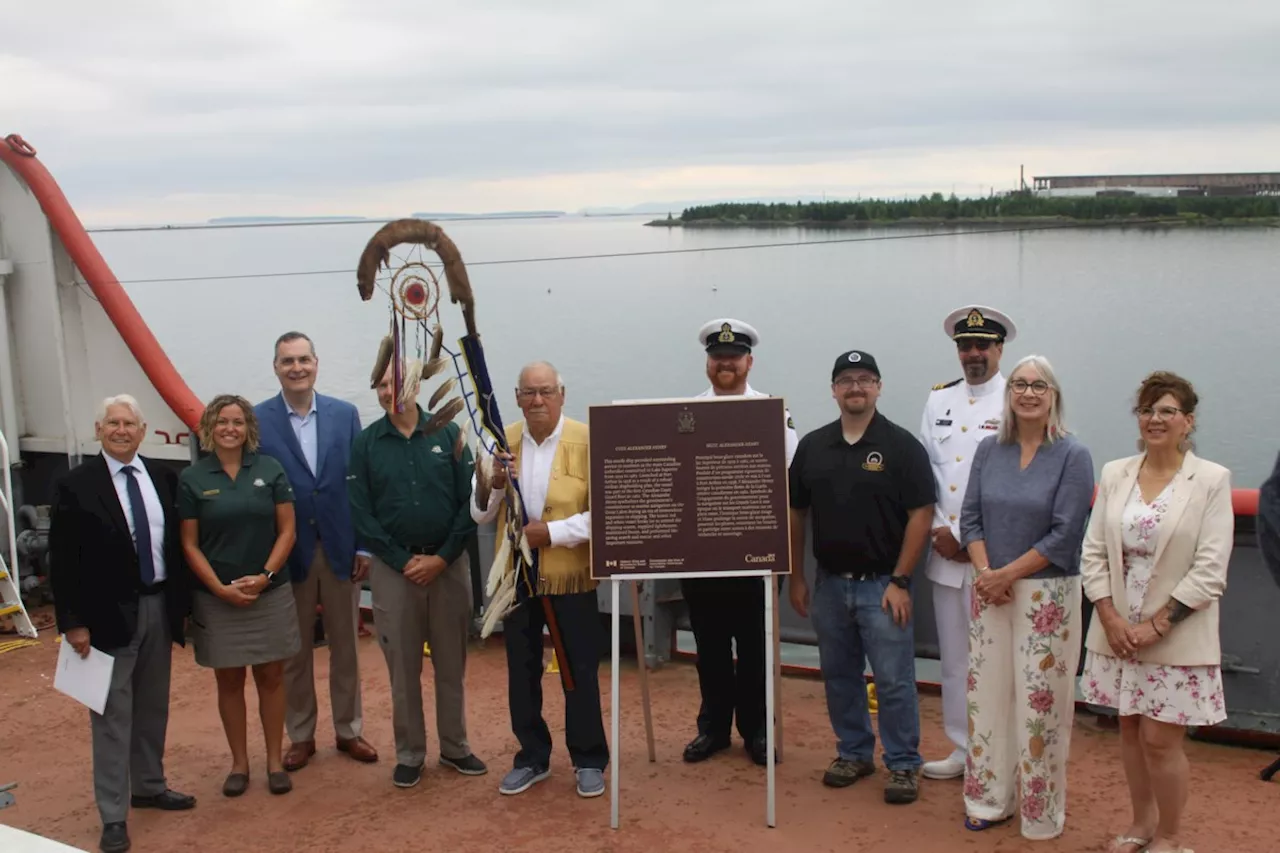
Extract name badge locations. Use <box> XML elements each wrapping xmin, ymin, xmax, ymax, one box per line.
<box><xmin>202</xmin><ymin>489</ymin><xmax>220</xmax><ymax>496</ymax></box>
<box><xmin>934</xmin><ymin>419</ymin><xmax>952</xmax><ymax>427</ymax></box>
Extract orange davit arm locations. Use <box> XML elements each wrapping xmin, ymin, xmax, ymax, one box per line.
<box><xmin>1</xmin><ymin>133</ymin><xmax>203</xmax><ymax>431</ymax></box>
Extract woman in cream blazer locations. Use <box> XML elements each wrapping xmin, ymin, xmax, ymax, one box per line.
<box><xmin>1080</xmin><ymin>371</ymin><xmax>1233</xmax><ymax>853</ymax></box>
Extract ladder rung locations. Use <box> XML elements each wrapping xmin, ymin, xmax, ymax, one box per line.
<box><xmin>0</xmin><ymin>604</ymin><xmax>22</xmax><ymax>618</ymax></box>
<box><xmin>0</xmin><ymin>568</ymin><xmax>9</xmax><ymax>581</ymax></box>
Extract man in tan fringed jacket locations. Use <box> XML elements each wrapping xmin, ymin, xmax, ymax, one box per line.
<box><xmin>471</xmin><ymin>360</ymin><xmax>608</xmax><ymax>800</ymax></box>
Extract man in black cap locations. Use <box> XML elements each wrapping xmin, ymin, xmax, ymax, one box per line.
<box><xmin>681</xmin><ymin>318</ymin><xmax>796</xmax><ymax>766</ymax></box>
<box><xmin>787</xmin><ymin>350</ymin><xmax>935</xmax><ymax>804</ymax></box>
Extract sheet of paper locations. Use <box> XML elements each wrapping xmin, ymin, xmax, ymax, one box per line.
<box><xmin>53</xmin><ymin>635</ymin><xmax>114</xmax><ymax>715</ymax></box>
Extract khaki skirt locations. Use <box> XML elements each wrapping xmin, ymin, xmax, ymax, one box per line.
<box><xmin>191</xmin><ymin>581</ymin><xmax>301</xmax><ymax>669</ymax></box>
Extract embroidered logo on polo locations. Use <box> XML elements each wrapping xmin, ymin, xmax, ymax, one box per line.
<box><xmin>253</xmin><ymin>478</ymin><xmax>266</xmax><ymax>487</ymax></box>
<box><xmin>862</xmin><ymin>451</ymin><xmax>885</xmax><ymax>472</ymax></box>
<box><xmin>431</xmin><ymin>445</ymin><xmax>443</xmax><ymax>453</ymax></box>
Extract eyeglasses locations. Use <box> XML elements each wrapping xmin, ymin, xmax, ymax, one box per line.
<box><xmin>1136</xmin><ymin>405</ymin><xmax>1183</xmax><ymax>420</ymax></box>
<box><xmin>834</xmin><ymin>375</ymin><xmax>879</xmax><ymax>389</ymax></box>
<box><xmin>1009</xmin><ymin>379</ymin><xmax>1051</xmax><ymax>396</ymax></box>
<box><xmin>516</xmin><ymin>387</ymin><xmax>561</xmax><ymax>400</ymax></box>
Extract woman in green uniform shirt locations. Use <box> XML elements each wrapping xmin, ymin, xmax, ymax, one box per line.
<box><xmin>179</xmin><ymin>394</ymin><xmax>300</xmax><ymax>797</ymax></box>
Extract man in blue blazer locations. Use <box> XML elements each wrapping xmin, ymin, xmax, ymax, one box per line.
<box><xmin>256</xmin><ymin>331</ymin><xmax>379</xmax><ymax>771</ymax></box>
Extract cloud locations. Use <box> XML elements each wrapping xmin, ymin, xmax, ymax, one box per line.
<box><xmin>4</xmin><ymin>0</ymin><xmax>1278</xmax><ymax>224</ymax></box>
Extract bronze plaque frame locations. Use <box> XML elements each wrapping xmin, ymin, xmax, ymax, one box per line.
<box><xmin>588</xmin><ymin>395</ymin><xmax>792</xmax><ymax>579</ymax></box>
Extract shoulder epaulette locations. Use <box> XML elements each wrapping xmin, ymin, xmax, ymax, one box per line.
<box><xmin>932</xmin><ymin>378</ymin><xmax>963</xmax><ymax>391</ymax></box>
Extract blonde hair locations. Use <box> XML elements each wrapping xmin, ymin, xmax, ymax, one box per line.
<box><xmin>197</xmin><ymin>394</ymin><xmax>260</xmax><ymax>453</ymax></box>
<box><xmin>998</xmin><ymin>354</ymin><xmax>1069</xmax><ymax>445</ymax></box>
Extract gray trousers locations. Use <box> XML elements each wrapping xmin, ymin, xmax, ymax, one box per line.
<box><xmin>370</xmin><ymin>554</ymin><xmax>472</xmax><ymax>767</ymax></box>
<box><xmin>91</xmin><ymin>591</ymin><xmax>172</xmax><ymax>824</ymax></box>
<box><xmin>284</xmin><ymin>546</ymin><xmax>364</xmax><ymax>742</ymax></box>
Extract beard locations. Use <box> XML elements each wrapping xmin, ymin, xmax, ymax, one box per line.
<box><xmin>839</xmin><ymin>394</ymin><xmax>870</xmax><ymax>415</ymax></box>
<box><xmin>963</xmin><ymin>358</ymin><xmax>988</xmax><ymax>380</ymax></box>
<box><xmin>710</xmin><ymin>366</ymin><xmax>744</xmax><ymax>390</ymax></box>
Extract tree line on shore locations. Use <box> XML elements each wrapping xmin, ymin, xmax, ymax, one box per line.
<box><xmin>674</xmin><ymin>192</ymin><xmax>1280</xmax><ymax>223</ymax></box>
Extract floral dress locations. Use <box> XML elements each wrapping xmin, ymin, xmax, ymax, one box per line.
<box><xmin>1080</xmin><ymin>479</ymin><xmax>1226</xmax><ymax>726</ymax></box>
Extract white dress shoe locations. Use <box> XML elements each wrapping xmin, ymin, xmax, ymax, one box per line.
<box><xmin>921</xmin><ymin>751</ymin><xmax>965</xmax><ymax>780</ymax></box>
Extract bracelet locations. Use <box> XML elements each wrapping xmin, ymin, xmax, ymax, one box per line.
<box><xmin>1150</xmin><ymin>618</ymin><xmax>1164</xmax><ymax>638</ymax></box>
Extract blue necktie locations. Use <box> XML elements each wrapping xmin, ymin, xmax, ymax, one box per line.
<box><xmin>123</xmin><ymin>465</ymin><xmax>156</xmax><ymax>585</ymax></box>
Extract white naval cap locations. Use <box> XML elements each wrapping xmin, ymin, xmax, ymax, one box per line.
<box><xmin>698</xmin><ymin>318</ymin><xmax>759</xmax><ymax>354</ymax></box>
<box><xmin>943</xmin><ymin>305</ymin><xmax>1016</xmax><ymax>343</ymax></box>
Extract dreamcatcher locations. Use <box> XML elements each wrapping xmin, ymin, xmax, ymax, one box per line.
<box><xmin>356</xmin><ymin>219</ymin><xmax>575</xmax><ymax>690</ymax></box>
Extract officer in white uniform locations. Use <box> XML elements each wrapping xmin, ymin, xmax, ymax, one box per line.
<box><xmin>682</xmin><ymin>318</ymin><xmax>797</xmax><ymax>766</ymax></box>
<box><xmin>917</xmin><ymin>305</ymin><xmax>1015</xmax><ymax>780</ymax></box>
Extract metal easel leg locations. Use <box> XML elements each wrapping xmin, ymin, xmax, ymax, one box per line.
<box><xmin>611</xmin><ymin>578</ymin><xmax>621</xmax><ymax>829</ymax></box>
<box><xmin>764</xmin><ymin>573</ymin><xmax>776</xmax><ymax>828</ymax></box>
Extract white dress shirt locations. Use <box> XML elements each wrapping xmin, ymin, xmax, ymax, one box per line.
<box><xmin>104</xmin><ymin>452</ymin><xmax>168</xmax><ymax>581</ymax></box>
<box><xmin>471</xmin><ymin>415</ymin><xmax>591</xmax><ymax>548</ymax></box>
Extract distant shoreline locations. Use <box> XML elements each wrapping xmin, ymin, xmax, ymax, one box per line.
<box><xmin>645</xmin><ymin>215</ymin><xmax>1280</xmax><ymax>229</ymax></box>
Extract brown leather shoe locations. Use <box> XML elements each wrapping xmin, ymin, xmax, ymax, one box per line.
<box><xmin>337</xmin><ymin>736</ymin><xmax>378</xmax><ymax>763</ymax></box>
<box><xmin>283</xmin><ymin>740</ymin><xmax>316</xmax><ymax>771</ymax></box>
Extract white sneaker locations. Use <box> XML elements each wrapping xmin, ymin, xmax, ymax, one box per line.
<box><xmin>921</xmin><ymin>751</ymin><xmax>965</xmax><ymax>780</ymax></box>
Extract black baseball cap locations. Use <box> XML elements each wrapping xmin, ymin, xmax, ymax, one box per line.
<box><xmin>832</xmin><ymin>350</ymin><xmax>880</xmax><ymax>381</ymax></box>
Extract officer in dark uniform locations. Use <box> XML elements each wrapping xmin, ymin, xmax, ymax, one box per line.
<box><xmin>682</xmin><ymin>318</ymin><xmax>797</xmax><ymax>766</ymax></box>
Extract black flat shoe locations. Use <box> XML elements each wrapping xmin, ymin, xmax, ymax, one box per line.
<box><xmin>268</xmin><ymin>771</ymin><xmax>293</xmax><ymax>794</ymax></box>
<box><xmin>222</xmin><ymin>773</ymin><xmax>249</xmax><ymax>797</ymax></box>
<box><xmin>131</xmin><ymin>789</ymin><xmax>196</xmax><ymax>810</ymax></box>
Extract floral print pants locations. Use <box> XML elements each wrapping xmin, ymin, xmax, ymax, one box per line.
<box><xmin>965</xmin><ymin>575</ymin><xmax>1082</xmax><ymax>840</ymax></box>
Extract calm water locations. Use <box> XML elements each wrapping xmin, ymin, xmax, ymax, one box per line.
<box><xmin>97</xmin><ymin>216</ymin><xmax>1280</xmax><ymax>486</ymax></box>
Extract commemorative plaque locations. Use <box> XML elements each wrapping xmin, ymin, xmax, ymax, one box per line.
<box><xmin>588</xmin><ymin>395</ymin><xmax>792</xmax><ymax>579</ymax></box>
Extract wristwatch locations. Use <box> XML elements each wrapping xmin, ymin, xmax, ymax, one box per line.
<box><xmin>259</xmin><ymin>568</ymin><xmax>274</xmax><ymax>583</ymax></box>
<box><xmin>888</xmin><ymin>574</ymin><xmax>911</xmax><ymax>590</ymax></box>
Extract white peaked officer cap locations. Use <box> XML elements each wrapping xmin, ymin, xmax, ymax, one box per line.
<box><xmin>698</xmin><ymin>318</ymin><xmax>759</xmax><ymax>355</ymax></box>
<box><xmin>942</xmin><ymin>305</ymin><xmax>1017</xmax><ymax>343</ymax></box>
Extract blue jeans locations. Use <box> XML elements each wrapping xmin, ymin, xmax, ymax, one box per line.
<box><xmin>811</xmin><ymin>572</ymin><xmax>921</xmax><ymax>771</ymax></box>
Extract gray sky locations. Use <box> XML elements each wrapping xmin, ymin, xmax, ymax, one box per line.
<box><xmin>4</xmin><ymin>0</ymin><xmax>1278</xmax><ymax>224</ymax></box>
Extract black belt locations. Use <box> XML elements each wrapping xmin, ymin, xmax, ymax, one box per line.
<box><xmin>407</xmin><ymin>545</ymin><xmax>438</xmax><ymax>555</ymax></box>
<box><xmin>139</xmin><ymin>580</ymin><xmax>167</xmax><ymax>596</ymax></box>
<box><xmin>832</xmin><ymin>570</ymin><xmax>888</xmax><ymax>582</ymax></box>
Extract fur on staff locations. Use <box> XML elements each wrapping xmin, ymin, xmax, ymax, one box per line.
<box><xmin>355</xmin><ymin>218</ymin><xmax>477</xmax><ymax>336</ymax></box>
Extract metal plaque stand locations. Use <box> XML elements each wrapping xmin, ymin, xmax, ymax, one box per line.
<box><xmin>611</xmin><ymin>569</ymin><xmax>776</xmax><ymax>830</ymax></box>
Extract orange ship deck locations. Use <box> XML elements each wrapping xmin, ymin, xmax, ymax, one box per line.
<box><xmin>1</xmin><ymin>605</ymin><xmax>1273</xmax><ymax>853</ymax></box>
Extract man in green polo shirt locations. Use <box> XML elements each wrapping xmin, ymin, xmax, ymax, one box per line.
<box><xmin>347</xmin><ymin>363</ymin><xmax>486</xmax><ymax>789</ymax></box>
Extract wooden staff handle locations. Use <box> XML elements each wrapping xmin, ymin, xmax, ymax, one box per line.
<box><xmin>541</xmin><ymin>596</ymin><xmax>575</xmax><ymax>691</ymax></box>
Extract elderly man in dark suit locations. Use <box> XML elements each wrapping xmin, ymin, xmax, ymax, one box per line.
<box><xmin>255</xmin><ymin>331</ymin><xmax>377</xmax><ymax>771</ymax></box>
<box><xmin>50</xmin><ymin>394</ymin><xmax>195</xmax><ymax>853</ymax></box>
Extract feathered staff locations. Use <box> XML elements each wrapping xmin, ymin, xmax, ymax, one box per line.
<box><xmin>356</xmin><ymin>219</ymin><xmax>575</xmax><ymax>691</ymax></box>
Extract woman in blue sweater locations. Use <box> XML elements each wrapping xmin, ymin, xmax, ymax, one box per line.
<box><xmin>958</xmin><ymin>354</ymin><xmax>1095</xmax><ymax>841</ymax></box>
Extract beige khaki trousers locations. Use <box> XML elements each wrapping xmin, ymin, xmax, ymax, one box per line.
<box><xmin>370</xmin><ymin>553</ymin><xmax>473</xmax><ymax>767</ymax></box>
<box><xmin>283</xmin><ymin>546</ymin><xmax>364</xmax><ymax>743</ymax></box>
